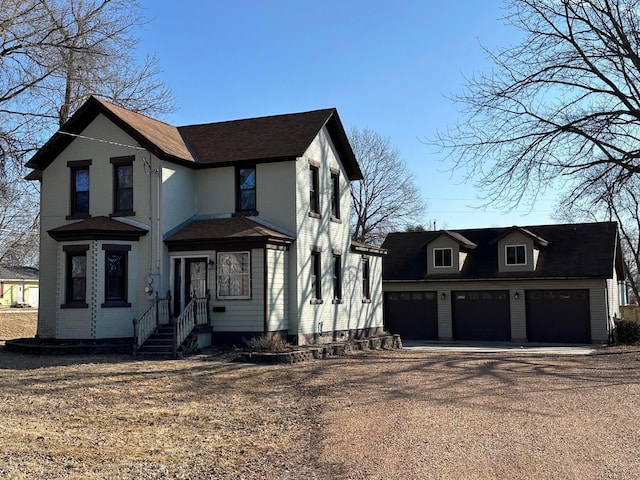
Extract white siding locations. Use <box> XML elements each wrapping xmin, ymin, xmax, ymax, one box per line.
<box><xmin>266</xmin><ymin>248</ymin><xmax>289</xmax><ymax>332</ymax></box>
<box><xmin>55</xmin><ymin>241</ymin><xmax>96</xmax><ymax>339</ymax></box>
<box><xmin>161</xmin><ymin>163</ymin><xmax>196</xmax><ymax>234</ymax></box>
<box><xmin>291</xmin><ymin>126</ymin><xmax>378</xmax><ymax>343</ymax></box>
<box><xmin>195</xmin><ymin>167</ymin><xmax>235</xmax><ymax>215</ymax></box>
<box><xmin>170</xmin><ymin>248</ymin><xmax>266</xmax><ymax>333</ymax></box>
<box><xmin>37</xmin><ymin>114</ymin><xmax>160</xmax><ymax>338</ymax></box>
<box><xmin>255</xmin><ymin>162</ymin><xmax>298</xmax><ymax>232</ymax></box>
<box><xmin>94</xmin><ymin>241</ymin><xmax>141</xmax><ymax>338</ymax></box>
<box><xmin>213</xmin><ymin>249</ymin><xmax>265</xmax><ymax>332</ymax></box>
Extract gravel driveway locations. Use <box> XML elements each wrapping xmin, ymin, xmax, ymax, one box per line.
<box><xmin>289</xmin><ymin>348</ymin><xmax>640</xmax><ymax>479</ymax></box>
<box><xmin>2</xmin><ymin>345</ymin><xmax>639</xmax><ymax>479</ymax></box>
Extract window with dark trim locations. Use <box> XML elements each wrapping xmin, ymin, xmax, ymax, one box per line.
<box><xmin>309</xmin><ymin>165</ymin><xmax>320</xmax><ymax>216</ymax></box>
<box><xmin>68</xmin><ymin>160</ymin><xmax>91</xmax><ymax>218</ymax></box>
<box><xmin>362</xmin><ymin>257</ymin><xmax>371</xmax><ymax>302</ymax></box>
<box><xmin>111</xmin><ymin>156</ymin><xmax>134</xmax><ymax>215</ymax></box>
<box><xmin>332</xmin><ymin>254</ymin><xmax>342</xmax><ymax>303</ymax></box>
<box><xmin>330</xmin><ymin>171</ymin><xmax>340</xmax><ymax>220</ymax></box>
<box><xmin>217</xmin><ymin>251</ymin><xmax>251</xmax><ymax>299</ymax></box>
<box><xmin>434</xmin><ymin>248</ymin><xmax>453</xmax><ymax>268</ymax></box>
<box><xmin>102</xmin><ymin>245</ymin><xmax>130</xmax><ymax>307</ymax></box>
<box><xmin>506</xmin><ymin>245</ymin><xmax>526</xmax><ymax>265</ymax></box>
<box><xmin>311</xmin><ymin>250</ymin><xmax>322</xmax><ymax>303</ymax></box>
<box><xmin>237</xmin><ymin>166</ymin><xmax>256</xmax><ymax>212</ymax></box>
<box><xmin>63</xmin><ymin>244</ymin><xmax>89</xmax><ymax>307</ymax></box>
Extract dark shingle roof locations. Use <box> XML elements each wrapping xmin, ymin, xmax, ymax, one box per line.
<box><xmin>47</xmin><ymin>216</ymin><xmax>149</xmax><ymax>241</ymax></box>
<box><xmin>164</xmin><ymin>217</ymin><xmax>294</xmax><ymax>245</ymax></box>
<box><xmin>26</xmin><ymin>97</ymin><xmax>363</xmax><ymax>180</ymax></box>
<box><xmin>382</xmin><ymin>222</ymin><xmax>622</xmax><ymax>281</ymax></box>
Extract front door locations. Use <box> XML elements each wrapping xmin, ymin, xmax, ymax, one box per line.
<box><xmin>173</xmin><ymin>257</ymin><xmax>208</xmax><ymax>317</ymax></box>
<box><xmin>185</xmin><ymin>257</ymin><xmax>208</xmax><ymax>301</ymax></box>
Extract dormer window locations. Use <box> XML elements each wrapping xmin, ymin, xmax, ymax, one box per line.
<box><xmin>434</xmin><ymin>248</ymin><xmax>453</xmax><ymax>268</ymax></box>
<box><xmin>506</xmin><ymin>245</ymin><xmax>526</xmax><ymax>265</ymax></box>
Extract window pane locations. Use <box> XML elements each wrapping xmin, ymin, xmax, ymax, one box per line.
<box><xmin>117</xmin><ymin>165</ymin><xmax>133</xmax><ymax>188</ymax></box>
<box><xmin>75</xmin><ymin>170</ymin><xmax>89</xmax><ymax>191</ymax></box>
<box><xmin>117</xmin><ymin>188</ymin><xmax>133</xmax><ymax>211</ymax></box>
<box><xmin>68</xmin><ymin>254</ymin><xmax>86</xmax><ymax>302</ymax></box>
<box><xmin>105</xmin><ymin>252</ymin><xmax>126</xmax><ymax>301</ymax></box>
<box><xmin>217</xmin><ymin>252</ymin><xmax>250</xmax><ymax>298</ymax></box>
<box><xmin>237</xmin><ymin>168</ymin><xmax>256</xmax><ymax>211</ymax></box>
<box><xmin>435</xmin><ymin>248</ymin><xmax>452</xmax><ymax>267</ymax></box>
<box><xmin>240</xmin><ymin>189</ymin><xmax>255</xmax><ymax>210</ymax></box>
<box><xmin>73</xmin><ymin>169</ymin><xmax>89</xmax><ymax>214</ymax></box>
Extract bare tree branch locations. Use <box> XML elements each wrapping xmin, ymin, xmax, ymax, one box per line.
<box><xmin>433</xmin><ymin>0</ymin><xmax>640</xmax><ymax>212</ymax></box>
<box><xmin>349</xmin><ymin>127</ymin><xmax>427</xmax><ymax>245</ymax></box>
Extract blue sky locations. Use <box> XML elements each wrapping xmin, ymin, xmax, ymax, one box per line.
<box><xmin>137</xmin><ymin>0</ymin><xmax>559</xmax><ymax>230</ymax></box>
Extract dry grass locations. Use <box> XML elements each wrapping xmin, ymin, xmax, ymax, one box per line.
<box><xmin>2</xmin><ymin>314</ymin><xmax>640</xmax><ymax>479</ymax></box>
<box><xmin>0</xmin><ymin>351</ymin><xmax>327</xmax><ymax>479</ymax></box>
<box><xmin>0</xmin><ymin>310</ymin><xmax>37</xmax><ymax>344</ymax></box>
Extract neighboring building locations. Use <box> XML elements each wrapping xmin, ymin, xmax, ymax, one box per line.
<box><xmin>0</xmin><ymin>266</ymin><xmax>39</xmax><ymax>307</ymax></box>
<box><xmin>25</xmin><ymin>96</ymin><xmax>385</xmax><ymax>348</ymax></box>
<box><xmin>381</xmin><ymin>222</ymin><xmax>623</xmax><ymax>344</ymax></box>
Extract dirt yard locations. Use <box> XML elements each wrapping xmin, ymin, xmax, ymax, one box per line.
<box><xmin>1</xmin><ymin>314</ymin><xmax>640</xmax><ymax>479</ymax></box>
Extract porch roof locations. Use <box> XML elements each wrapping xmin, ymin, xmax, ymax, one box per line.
<box><xmin>164</xmin><ymin>217</ymin><xmax>294</xmax><ymax>247</ymax></box>
<box><xmin>48</xmin><ymin>216</ymin><xmax>149</xmax><ymax>241</ymax></box>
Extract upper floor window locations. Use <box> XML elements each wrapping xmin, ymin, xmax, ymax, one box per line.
<box><xmin>68</xmin><ymin>160</ymin><xmax>91</xmax><ymax>218</ymax></box>
<box><xmin>111</xmin><ymin>156</ymin><xmax>134</xmax><ymax>215</ymax></box>
<box><xmin>309</xmin><ymin>164</ymin><xmax>320</xmax><ymax>216</ymax></box>
<box><xmin>237</xmin><ymin>166</ymin><xmax>256</xmax><ymax>212</ymax></box>
<box><xmin>506</xmin><ymin>245</ymin><xmax>526</xmax><ymax>265</ymax></box>
<box><xmin>102</xmin><ymin>244</ymin><xmax>131</xmax><ymax>307</ymax></box>
<box><xmin>63</xmin><ymin>244</ymin><xmax>89</xmax><ymax>308</ymax></box>
<box><xmin>330</xmin><ymin>171</ymin><xmax>340</xmax><ymax>220</ymax></box>
<box><xmin>217</xmin><ymin>251</ymin><xmax>251</xmax><ymax>299</ymax></box>
<box><xmin>434</xmin><ymin>248</ymin><xmax>453</xmax><ymax>268</ymax></box>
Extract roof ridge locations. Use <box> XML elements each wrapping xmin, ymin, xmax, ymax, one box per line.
<box><xmin>177</xmin><ymin>107</ymin><xmax>336</xmax><ymax>130</ymax></box>
<box><xmin>92</xmin><ymin>96</ymin><xmax>178</xmax><ymax>129</ymax></box>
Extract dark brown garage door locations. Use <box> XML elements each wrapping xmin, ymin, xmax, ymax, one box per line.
<box><xmin>526</xmin><ymin>290</ymin><xmax>591</xmax><ymax>343</ymax></box>
<box><xmin>384</xmin><ymin>292</ymin><xmax>438</xmax><ymax>340</ymax></box>
<box><xmin>452</xmin><ymin>290</ymin><xmax>510</xmax><ymax>341</ymax></box>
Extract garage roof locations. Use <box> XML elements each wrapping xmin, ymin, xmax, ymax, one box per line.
<box><xmin>382</xmin><ymin>222</ymin><xmax>623</xmax><ymax>281</ymax></box>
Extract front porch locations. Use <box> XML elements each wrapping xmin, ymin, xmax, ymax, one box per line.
<box><xmin>133</xmin><ymin>292</ymin><xmax>211</xmax><ymax>358</ymax></box>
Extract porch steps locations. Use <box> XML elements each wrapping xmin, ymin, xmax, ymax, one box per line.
<box><xmin>137</xmin><ymin>324</ymin><xmax>175</xmax><ymax>358</ymax></box>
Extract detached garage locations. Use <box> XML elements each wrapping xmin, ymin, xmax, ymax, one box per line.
<box><xmin>452</xmin><ymin>290</ymin><xmax>510</xmax><ymax>341</ymax></box>
<box><xmin>382</xmin><ymin>222</ymin><xmax>623</xmax><ymax>345</ymax></box>
<box><xmin>384</xmin><ymin>291</ymin><xmax>438</xmax><ymax>340</ymax></box>
<box><xmin>526</xmin><ymin>290</ymin><xmax>591</xmax><ymax>344</ymax></box>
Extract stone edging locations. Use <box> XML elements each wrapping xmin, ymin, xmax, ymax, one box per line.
<box><xmin>240</xmin><ymin>334</ymin><xmax>402</xmax><ymax>364</ymax></box>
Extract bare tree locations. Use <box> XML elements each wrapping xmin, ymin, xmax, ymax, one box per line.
<box><xmin>350</xmin><ymin>127</ymin><xmax>426</xmax><ymax>245</ymax></box>
<box><xmin>0</xmin><ymin>0</ymin><xmax>174</xmax><ymax>266</ymax></box>
<box><xmin>556</xmin><ymin>176</ymin><xmax>637</xmax><ymax>303</ymax></box>
<box><xmin>434</xmin><ymin>0</ymin><xmax>640</xmax><ymax>212</ymax></box>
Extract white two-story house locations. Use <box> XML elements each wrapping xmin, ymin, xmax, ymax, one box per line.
<box><xmin>25</xmin><ymin>96</ymin><xmax>385</xmax><ymax>352</ymax></box>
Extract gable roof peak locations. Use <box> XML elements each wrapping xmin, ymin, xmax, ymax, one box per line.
<box><xmin>489</xmin><ymin>225</ymin><xmax>549</xmax><ymax>247</ymax></box>
<box><xmin>422</xmin><ymin>229</ymin><xmax>477</xmax><ymax>250</ymax></box>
